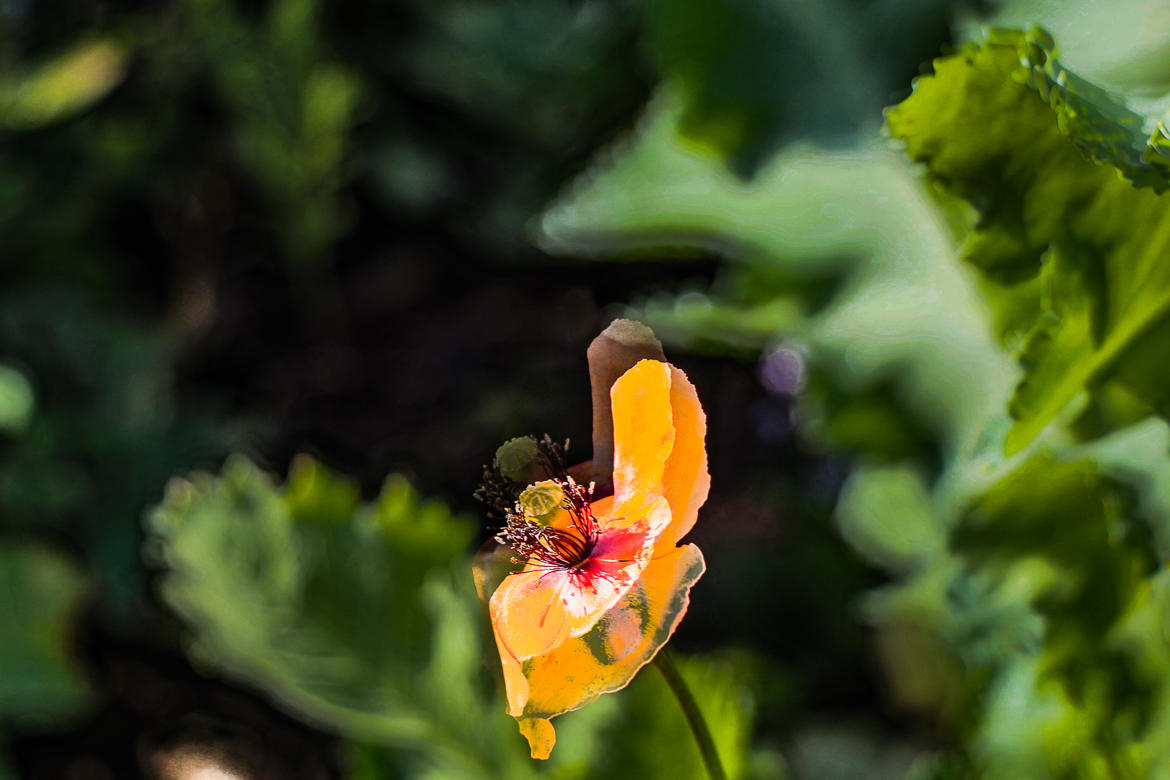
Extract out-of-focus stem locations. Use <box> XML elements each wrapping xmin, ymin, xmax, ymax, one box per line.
<box><xmin>653</xmin><ymin>651</ymin><xmax>728</xmax><ymax>780</ymax></box>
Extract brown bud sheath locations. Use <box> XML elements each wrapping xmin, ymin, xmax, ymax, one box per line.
<box><xmin>578</xmin><ymin>319</ymin><xmax>665</xmax><ymax>491</ymax></box>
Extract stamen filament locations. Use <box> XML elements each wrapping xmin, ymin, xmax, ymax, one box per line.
<box><xmin>496</xmin><ymin>475</ymin><xmax>602</xmax><ymax>571</ymax></box>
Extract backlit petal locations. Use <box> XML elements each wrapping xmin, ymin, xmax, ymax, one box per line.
<box><xmin>478</xmin><ymin>339</ymin><xmax>711</xmax><ymax>761</ymax></box>
<box><xmin>490</xmin><ymin>569</ymin><xmax>574</xmax><ymax>662</ymax></box>
<box><xmin>507</xmin><ymin>543</ymin><xmax>706</xmax><ymax>721</ymax></box>
<box><xmin>611</xmin><ymin>360</ymin><xmax>674</xmax><ymax>502</ymax></box>
<box><xmin>602</xmin><ymin>490</ymin><xmax>672</xmax><ymax>540</ymax></box>
<box><xmin>518</xmin><ymin>717</ymin><xmax>555</xmax><ymax>760</ymax></box>
<box><xmin>493</xmin><ymin>621</ymin><xmax>529</xmax><ymax>714</ymax></box>
<box><xmin>561</xmin><ymin>524</ymin><xmax>655</xmax><ymax>624</ymax></box>
<box><xmin>659</xmin><ymin>365</ymin><xmax>710</xmax><ymax>548</ymax></box>
<box><xmin>489</xmin><ymin>522</ymin><xmax>655</xmax><ymax>663</ymax></box>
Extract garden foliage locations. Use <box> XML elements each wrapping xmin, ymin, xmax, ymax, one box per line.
<box><xmin>541</xmin><ymin>7</ymin><xmax>1170</xmax><ymax>776</ymax></box>
<box><xmin>7</xmin><ymin>0</ymin><xmax>1170</xmax><ymax>777</ymax></box>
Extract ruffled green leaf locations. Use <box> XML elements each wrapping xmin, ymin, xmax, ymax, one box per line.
<box><xmin>889</xmin><ymin>28</ymin><xmax>1170</xmax><ymax>453</ymax></box>
<box><xmin>857</xmin><ymin>444</ymin><xmax>1170</xmax><ymax>777</ymax></box>
<box><xmin>147</xmin><ymin>455</ymin><xmax>530</xmax><ymax>777</ymax></box>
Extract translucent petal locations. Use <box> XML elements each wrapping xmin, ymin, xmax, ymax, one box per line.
<box><xmin>659</xmin><ymin>365</ymin><xmax>710</xmax><ymax>548</ymax></box>
<box><xmin>489</xmin><ymin>523</ymin><xmax>655</xmax><ymax>662</ymax></box>
<box><xmin>505</xmin><ymin>544</ymin><xmax>705</xmax><ymax>723</ymax></box>
<box><xmin>611</xmin><ymin>360</ymin><xmax>674</xmax><ymax>501</ymax></box>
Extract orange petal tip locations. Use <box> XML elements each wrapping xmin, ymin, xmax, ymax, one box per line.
<box><xmin>518</xmin><ymin>716</ymin><xmax>555</xmax><ymax>759</ymax></box>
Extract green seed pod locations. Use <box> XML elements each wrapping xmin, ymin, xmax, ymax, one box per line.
<box><xmin>494</xmin><ymin>436</ymin><xmax>538</xmax><ymax>482</ymax></box>
<box><xmin>518</xmin><ymin>480</ymin><xmax>565</xmax><ymax>525</ymax></box>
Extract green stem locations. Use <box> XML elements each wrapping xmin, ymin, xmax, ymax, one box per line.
<box><xmin>654</xmin><ymin>651</ymin><xmax>728</xmax><ymax>780</ymax></box>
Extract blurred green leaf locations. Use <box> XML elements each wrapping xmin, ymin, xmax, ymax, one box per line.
<box><xmin>183</xmin><ymin>0</ymin><xmax>360</xmax><ymax>269</ymax></box>
<box><xmin>147</xmin><ymin>455</ymin><xmax>523</xmax><ymax>776</ymax></box>
<box><xmin>786</xmin><ymin>725</ymin><xmax>923</xmax><ymax>780</ymax></box>
<box><xmin>645</xmin><ymin>0</ymin><xmax>956</xmax><ymax>175</ymax></box>
<box><xmin>540</xmin><ymin>95</ymin><xmax>1014</xmax><ymax>469</ymax></box>
<box><xmin>954</xmin><ymin>458</ymin><xmax>1154</xmax><ymax>661</ymax></box>
<box><xmin>0</xmin><ymin>40</ymin><xmax>128</xmax><ymax>131</ymax></box>
<box><xmin>149</xmin><ymin>455</ymin><xmax>760</xmax><ymax>777</ymax></box>
<box><xmin>404</xmin><ymin>0</ymin><xmax>634</xmax><ymax>146</ymax></box>
<box><xmin>578</xmin><ymin>652</ymin><xmax>759</xmax><ymax>780</ymax></box>
<box><xmin>836</xmin><ymin>464</ymin><xmax>942</xmax><ymax>574</ymax></box>
<box><xmin>888</xmin><ymin>28</ymin><xmax>1170</xmax><ymax>454</ymax></box>
<box><xmin>0</xmin><ymin>293</ymin><xmax>226</xmax><ymax>615</ymax></box>
<box><xmin>0</xmin><ymin>542</ymin><xmax>91</xmax><ymax>728</ymax></box>
<box><xmin>864</xmin><ymin>449</ymin><xmax>1170</xmax><ymax>777</ymax></box>
<box><xmin>0</xmin><ymin>365</ymin><xmax>34</xmax><ymax>435</ymax></box>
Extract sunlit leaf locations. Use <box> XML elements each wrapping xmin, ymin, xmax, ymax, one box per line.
<box><xmin>0</xmin><ymin>40</ymin><xmax>128</xmax><ymax>131</ymax></box>
<box><xmin>967</xmin><ymin>0</ymin><xmax>1170</xmax><ymax>101</ymax></box>
<box><xmin>888</xmin><ymin>28</ymin><xmax>1170</xmax><ymax>453</ymax></box>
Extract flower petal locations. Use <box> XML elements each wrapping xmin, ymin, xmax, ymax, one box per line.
<box><xmin>611</xmin><ymin>360</ymin><xmax>675</xmax><ymax>503</ymax></box>
<box><xmin>602</xmin><ymin>490</ymin><xmax>672</xmax><ymax>540</ymax></box>
<box><xmin>490</xmin><ymin>568</ymin><xmax>574</xmax><ymax>662</ymax></box>
<box><xmin>506</xmin><ymin>543</ymin><xmax>706</xmax><ymax>721</ymax></box>
<box><xmin>565</xmin><ymin>524</ymin><xmax>655</xmax><ymax>621</ymax></box>
<box><xmin>518</xmin><ymin>717</ymin><xmax>555</xmax><ymax>760</ymax></box>
<box><xmin>489</xmin><ymin>523</ymin><xmax>655</xmax><ymax>663</ymax></box>
<box><xmin>659</xmin><ymin>365</ymin><xmax>710</xmax><ymax>548</ymax></box>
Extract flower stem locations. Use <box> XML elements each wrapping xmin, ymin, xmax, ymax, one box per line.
<box><xmin>653</xmin><ymin>651</ymin><xmax>728</xmax><ymax>780</ymax></box>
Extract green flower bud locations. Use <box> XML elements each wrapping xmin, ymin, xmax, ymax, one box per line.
<box><xmin>494</xmin><ymin>436</ymin><xmax>538</xmax><ymax>482</ymax></box>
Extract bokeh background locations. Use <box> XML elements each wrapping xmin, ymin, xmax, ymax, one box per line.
<box><xmin>6</xmin><ymin>0</ymin><xmax>1170</xmax><ymax>778</ymax></box>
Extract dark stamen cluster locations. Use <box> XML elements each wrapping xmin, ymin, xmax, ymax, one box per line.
<box><xmin>495</xmin><ymin>476</ymin><xmax>600</xmax><ymax>571</ymax></box>
<box><xmin>473</xmin><ymin>462</ymin><xmax>520</xmax><ymax>524</ymax></box>
<box><xmin>535</xmin><ymin>434</ymin><xmax>570</xmax><ymax>479</ymax></box>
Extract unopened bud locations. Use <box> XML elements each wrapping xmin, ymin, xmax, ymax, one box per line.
<box><xmin>494</xmin><ymin>436</ymin><xmax>538</xmax><ymax>482</ymax></box>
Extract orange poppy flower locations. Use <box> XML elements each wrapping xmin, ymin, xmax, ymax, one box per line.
<box><xmin>474</xmin><ymin>344</ymin><xmax>709</xmax><ymax>759</ymax></box>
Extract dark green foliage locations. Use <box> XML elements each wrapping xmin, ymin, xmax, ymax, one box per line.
<box><xmin>646</xmin><ymin>0</ymin><xmax>958</xmax><ymax>174</ymax></box>
<box><xmin>543</xmin><ymin>10</ymin><xmax>1170</xmax><ymax>774</ymax></box>
<box><xmin>12</xmin><ymin>0</ymin><xmax>1170</xmax><ymax>775</ymax></box>
<box><xmin>0</xmin><ymin>543</ymin><xmax>91</xmax><ymax>728</ymax></box>
<box><xmin>0</xmin><ymin>293</ymin><xmax>227</xmax><ymax>614</ymax></box>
